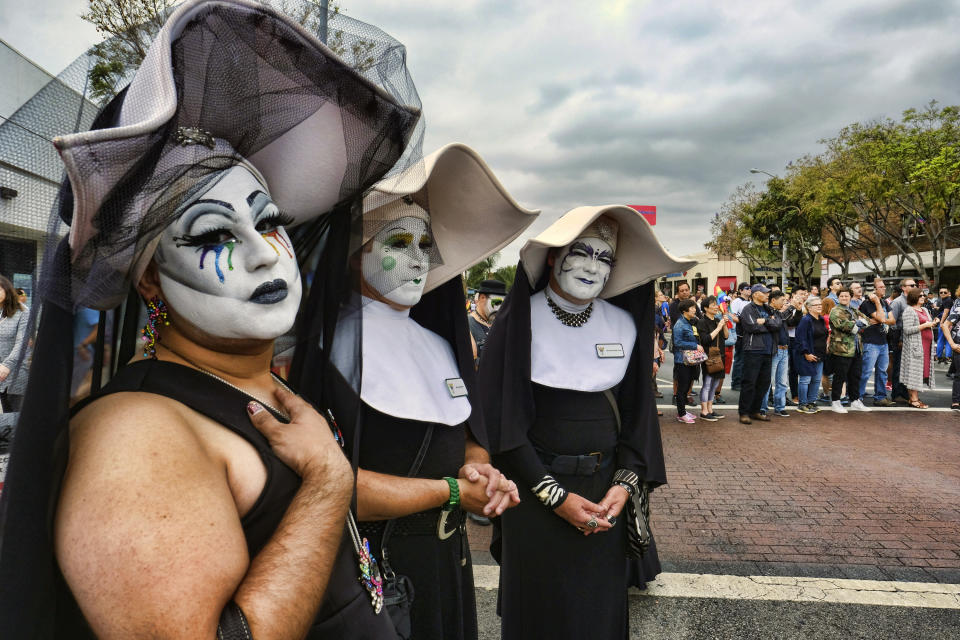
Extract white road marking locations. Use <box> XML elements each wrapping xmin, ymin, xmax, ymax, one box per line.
<box><xmin>472</xmin><ymin>566</ymin><xmax>960</xmax><ymax>609</ymax></box>
<box><xmin>655</xmin><ymin>404</ymin><xmax>957</xmax><ymax>413</ymax></box>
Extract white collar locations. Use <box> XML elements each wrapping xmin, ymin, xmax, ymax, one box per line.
<box><xmin>530</xmin><ymin>289</ymin><xmax>636</xmax><ymax>392</ymax></box>
<box><xmin>332</xmin><ymin>297</ymin><xmax>472</xmax><ymax>426</ymax></box>
<box><xmin>545</xmin><ymin>285</ymin><xmax>591</xmax><ymax>313</ymax></box>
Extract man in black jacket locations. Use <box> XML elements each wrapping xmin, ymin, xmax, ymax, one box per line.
<box><xmin>738</xmin><ymin>284</ymin><xmax>783</xmax><ymax>424</ymax></box>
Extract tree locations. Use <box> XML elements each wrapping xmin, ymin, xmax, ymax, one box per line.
<box><xmin>705</xmin><ymin>184</ymin><xmax>778</xmax><ymax>278</ymax></box>
<box><xmin>464</xmin><ymin>253</ymin><xmax>500</xmax><ymax>290</ymax></box>
<box><xmin>492</xmin><ymin>264</ymin><xmax>517</xmax><ymax>290</ymax></box>
<box><xmin>746</xmin><ymin>175</ymin><xmax>820</xmax><ymax>288</ymax></box>
<box><xmin>815</xmin><ymin>102</ymin><xmax>960</xmax><ymax>284</ymax></box>
<box><xmin>80</xmin><ymin>0</ymin><xmax>371</xmax><ymax>103</ymax></box>
<box><xmin>81</xmin><ymin>0</ymin><xmax>175</xmax><ymax>102</ymax></box>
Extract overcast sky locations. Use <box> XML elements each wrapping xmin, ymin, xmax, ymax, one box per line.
<box><xmin>2</xmin><ymin>0</ymin><xmax>960</xmax><ymax>265</ymax></box>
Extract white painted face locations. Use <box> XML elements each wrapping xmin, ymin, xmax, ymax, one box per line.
<box><xmin>361</xmin><ymin>216</ymin><xmax>432</xmax><ymax>308</ymax></box>
<box><xmin>154</xmin><ymin>165</ymin><xmax>302</xmax><ymax>340</ymax></box>
<box><xmin>553</xmin><ymin>235</ymin><xmax>615</xmax><ymax>301</ymax></box>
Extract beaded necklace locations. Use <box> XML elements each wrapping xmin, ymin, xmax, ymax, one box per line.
<box><xmin>546</xmin><ymin>291</ymin><xmax>594</xmax><ymax>327</ymax></box>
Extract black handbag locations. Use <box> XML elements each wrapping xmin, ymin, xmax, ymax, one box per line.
<box><xmin>379</xmin><ymin>425</ymin><xmax>435</xmax><ymax>640</ymax></box>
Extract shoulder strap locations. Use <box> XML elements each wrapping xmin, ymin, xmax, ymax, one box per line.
<box><xmin>380</xmin><ymin>424</ymin><xmax>435</xmax><ymax>554</ymax></box>
<box><xmin>602</xmin><ymin>388</ymin><xmax>622</xmax><ymax>434</ymax></box>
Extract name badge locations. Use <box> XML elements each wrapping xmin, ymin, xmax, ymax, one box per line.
<box><xmin>596</xmin><ymin>343</ymin><xmax>625</xmax><ymax>358</ymax></box>
<box><xmin>445</xmin><ymin>378</ymin><xmax>468</xmax><ymax>398</ymax></box>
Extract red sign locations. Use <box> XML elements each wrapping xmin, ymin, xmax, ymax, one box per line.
<box><xmin>628</xmin><ymin>205</ymin><xmax>656</xmax><ymax>226</ymax></box>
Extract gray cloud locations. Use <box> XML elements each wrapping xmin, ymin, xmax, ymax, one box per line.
<box><xmin>2</xmin><ymin>0</ymin><xmax>960</xmax><ymax>262</ymax></box>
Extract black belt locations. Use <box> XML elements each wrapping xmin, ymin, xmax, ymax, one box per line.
<box><xmin>535</xmin><ymin>447</ymin><xmax>615</xmax><ymax>476</ymax></box>
<box><xmin>358</xmin><ymin>507</ymin><xmax>464</xmax><ymax>538</ymax></box>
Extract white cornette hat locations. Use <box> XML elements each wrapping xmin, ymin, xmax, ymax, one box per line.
<box><xmin>520</xmin><ymin>205</ymin><xmax>697</xmax><ymax>299</ymax></box>
<box><xmin>362</xmin><ymin>142</ymin><xmax>540</xmax><ymax>294</ymax></box>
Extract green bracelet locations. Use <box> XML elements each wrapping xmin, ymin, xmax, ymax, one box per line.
<box><xmin>443</xmin><ymin>477</ymin><xmax>460</xmax><ymax>510</ymax></box>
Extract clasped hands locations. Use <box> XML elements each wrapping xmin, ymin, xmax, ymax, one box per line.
<box><xmin>458</xmin><ymin>462</ymin><xmax>521</xmax><ymax>517</ymax></box>
<box><xmin>556</xmin><ymin>484</ymin><xmax>630</xmax><ymax>536</ymax></box>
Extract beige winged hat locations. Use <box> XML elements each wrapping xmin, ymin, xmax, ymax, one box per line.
<box><xmin>362</xmin><ymin>142</ymin><xmax>540</xmax><ymax>294</ymax></box>
<box><xmin>520</xmin><ymin>205</ymin><xmax>697</xmax><ymax>299</ymax></box>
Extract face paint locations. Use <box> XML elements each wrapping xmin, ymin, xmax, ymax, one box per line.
<box><xmin>553</xmin><ymin>236</ymin><xmax>615</xmax><ymax>301</ymax></box>
<box><xmin>155</xmin><ymin>165</ymin><xmax>302</xmax><ymax>340</ymax></box>
<box><xmin>361</xmin><ymin>216</ymin><xmax>432</xmax><ymax>308</ymax></box>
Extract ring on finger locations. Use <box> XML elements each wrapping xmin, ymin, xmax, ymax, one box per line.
<box><xmin>586</xmin><ymin>518</ymin><xmax>599</xmax><ymax>529</ymax></box>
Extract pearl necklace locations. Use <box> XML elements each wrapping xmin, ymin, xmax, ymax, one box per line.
<box><xmin>546</xmin><ymin>293</ymin><xmax>594</xmax><ymax>328</ymax></box>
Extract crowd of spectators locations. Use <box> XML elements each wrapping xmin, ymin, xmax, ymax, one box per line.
<box><xmin>658</xmin><ymin>276</ymin><xmax>960</xmax><ymax>421</ymax></box>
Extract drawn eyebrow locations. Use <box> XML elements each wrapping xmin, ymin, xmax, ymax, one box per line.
<box><xmin>247</xmin><ymin>191</ymin><xmax>275</xmax><ymax>220</ymax></box>
<box><xmin>180</xmin><ymin>199</ymin><xmax>238</xmax><ymax>230</ymax></box>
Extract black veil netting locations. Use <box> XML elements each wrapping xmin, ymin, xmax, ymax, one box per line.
<box><xmin>0</xmin><ymin>0</ymin><xmax>424</xmax><ymax>632</ymax></box>
<box><xmin>52</xmin><ymin>0</ymin><xmax>424</xmax><ymax>311</ymax></box>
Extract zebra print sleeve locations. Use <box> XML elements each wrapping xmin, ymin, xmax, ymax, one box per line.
<box><xmin>531</xmin><ymin>475</ymin><xmax>568</xmax><ymax>509</ymax></box>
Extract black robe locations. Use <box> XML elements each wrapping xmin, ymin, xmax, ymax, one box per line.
<box><xmin>292</xmin><ymin>275</ymin><xmax>488</xmax><ymax>640</ymax></box>
<box><xmin>477</xmin><ymin>264</ymin><xmax>665</xmax><ymax>638</ymax></box>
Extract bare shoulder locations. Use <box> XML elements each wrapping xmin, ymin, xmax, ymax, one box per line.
<box><xmin>70</xmin><ymin>390</ymin><xmax>202</xmax><ymax>452</ymax></box>
<box><xmin>58</xmin><ymin>392</ymin><xmax>248</xmax><ymax>636</ymax></box>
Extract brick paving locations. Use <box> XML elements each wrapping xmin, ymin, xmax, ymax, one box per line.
<box><xmin>653</xmin><ymin>410</ymin><xmax>960</xmax><ymax>583</ymax></box>
<box><xmin>468</xmin><ymin>411</ymin><xmax>960</xmax><ymax>584</ymax></box>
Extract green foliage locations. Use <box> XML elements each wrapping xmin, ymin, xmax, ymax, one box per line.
<box><xmin>709</xmin><ymin>100</ymin><xmax>960</xmax><ymax>285</ymax></box>
<box><xmin>465</xmin><ymin>253</ymin><xmax>500</xmax><ymax>290</ymax></box>
<box><xmin>81</xmin><ymin>0</ymin><xmax>175</xmax><ymax>103</ymax></box>
<box><xmin>492</xmin><ymin>264</ymin><xmax>517</xmax><ymax>290</ymax></box>
<box><xmin>80</xmin><ymin>0</ymin><xmax>377</xmax><ymax>103</ymax></box>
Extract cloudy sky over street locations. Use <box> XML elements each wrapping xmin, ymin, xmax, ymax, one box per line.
<box><xmin>2</xmin><ymin>0</ymin><xmax>960</xmax><ymax>264</ymax></box>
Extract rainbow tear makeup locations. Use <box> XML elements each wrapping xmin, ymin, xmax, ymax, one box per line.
<box><xmin>198</xmin><ymin>240</ymin><xmax>236</xmax><ymax>283</ymax></box>
<box><xmin>155</xmin><ymin>166</ymin><xmax>302</xmax><ymax>341</ymax></box>
<box><xmin>262</xmin><ymin>229</ymin><xmax>294</xmax><ymax>258</ymax></box>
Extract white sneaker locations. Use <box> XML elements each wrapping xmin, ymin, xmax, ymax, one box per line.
<box><xmin>849</xmin><ymin>399</ymin><xmax>871</xmax><ymax>412</ymax></box>
<box><xmin>831</xmin><ymin>400</ymin><xmax>848</xmax><ymax>414</ymax></box>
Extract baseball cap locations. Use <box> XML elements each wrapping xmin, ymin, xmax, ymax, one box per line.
<box><xmin>751</xmin><ymin>283</ymin><xmax>771</xmax><ymax>294</ymax></box>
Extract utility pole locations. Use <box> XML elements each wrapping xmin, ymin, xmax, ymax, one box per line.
<box><xmin>319</xmin><ymin>0</ymin><xmax>329</xmax><ymax>44</ymax></box>
<box><xmin>750</xmin><ymin>168</ymin><xmax>789</xmax><ymax>289</ymax></box>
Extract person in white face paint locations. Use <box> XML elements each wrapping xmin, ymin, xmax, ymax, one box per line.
<box><xmin>478</xmin><ymin>206</ymin><xmax>696</xmax><ymax>640</ymax></box>
<box><xmin>0</xmin><ymin>2</ymin><xmax>424</xmax><ymax>637</ymax></box>
<box><xmin>469</xmin><ymin>279</ymin><xmax>507</xmax><ymax>365</ymax></box>
<box><xmin>305</xmin><ymin>143</ymin><xmax>538</xmax><ymax>640</ymax></box>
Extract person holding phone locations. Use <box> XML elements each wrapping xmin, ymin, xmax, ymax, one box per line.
<box><xmin>795</xmin><ymin>296</ymin><xmax>828</xmax><ymax>414</ymax></box>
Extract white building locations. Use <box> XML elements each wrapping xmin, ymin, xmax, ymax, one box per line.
<box><xmin>0</xmin><ymin>39</ymin><xmax>98</xmax><ymax>303</ymax></box>
<box><xmin>656</xmin><ymin>250</ymin><xmax>752</xmax><ymax>297</ymax></box>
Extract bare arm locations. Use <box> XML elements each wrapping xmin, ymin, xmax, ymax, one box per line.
<box><xmin>55</xmin><ymin>389</ymin><xmax>353</xmax><ymax>640</ymax></box>
<box><xmin>358</xmin><ymin>430</ymin><xmax>518</xmax><ymax>520</ymax></box>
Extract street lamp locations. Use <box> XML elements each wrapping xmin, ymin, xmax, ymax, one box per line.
<box><xmin>749</xmin><ymin>168</ymin><xmax>788</xmax><ymax>289</ymax></box>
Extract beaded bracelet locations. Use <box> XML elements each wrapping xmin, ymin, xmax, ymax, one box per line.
<box><xmin>531</xmin><ymin>474</ymin><xmax>568</xmax><ymax>509</ymax></box>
